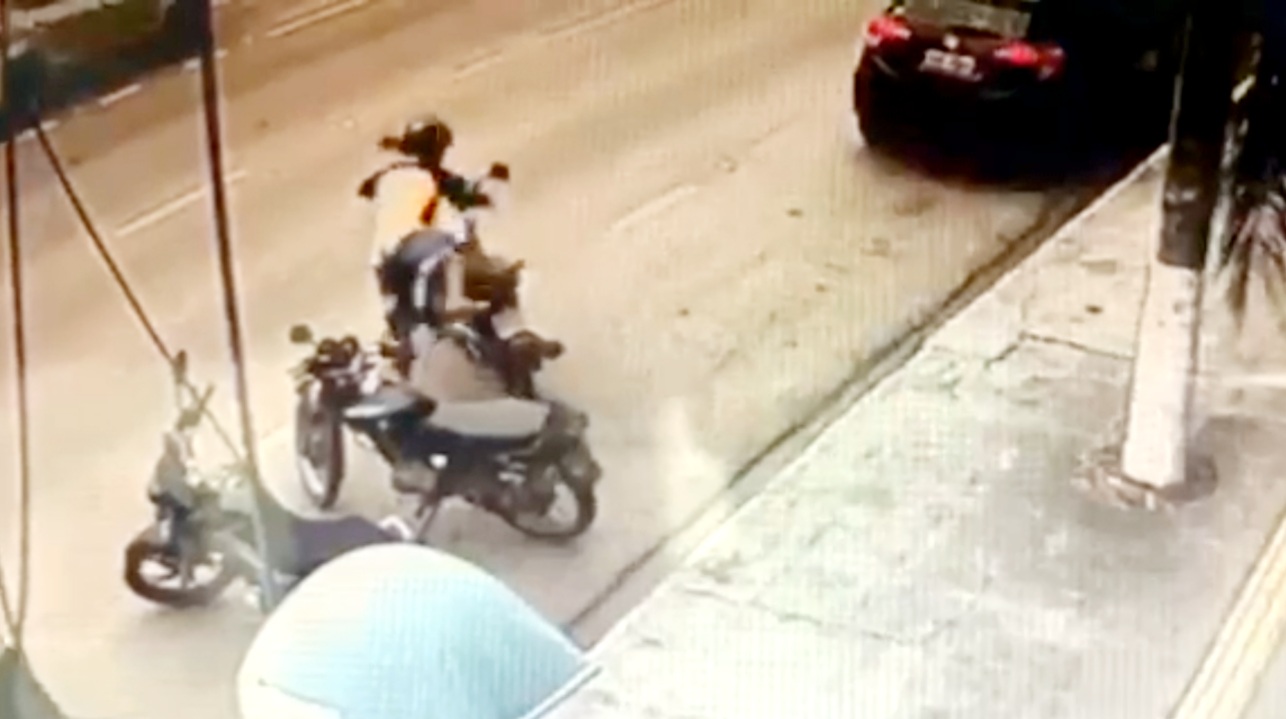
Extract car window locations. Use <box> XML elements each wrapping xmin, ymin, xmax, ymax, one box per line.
<box><xmin>900</xmin><ymin>0</ymin><xmax>1037</xmax><ymax>38</ymax></box>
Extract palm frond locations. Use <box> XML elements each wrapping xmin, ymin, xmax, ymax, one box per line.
<box><xmin>1218</xmin><ymin>169</ymin><xmax>1286</xmax><ymax>325</ymax></box>
<box><xmin>1217</xmin><ymin>58</ymin><xmax>1286</xmax><ymax>326</ymax></box>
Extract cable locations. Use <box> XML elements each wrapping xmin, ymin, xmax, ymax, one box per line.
<box><xmin>0</xmin><ymin>0</ymin><xmax>34</xmax><ymax>653</ymax></box>
<box><xmin>32</xmin><ymin>124</ymin><xmax>242</xmax><ymax>459</ymax></box>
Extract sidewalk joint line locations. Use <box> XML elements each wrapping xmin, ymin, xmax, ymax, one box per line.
<box><xmin>1017</xmin><ymin>332</ymin><xmax>1133</xmax><ymax>362</ymax></box>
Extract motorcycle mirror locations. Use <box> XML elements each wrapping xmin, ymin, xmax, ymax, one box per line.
<box><xmin>288</xmin><ymin>324</ymin><xmax>315</xmax><ymax>345</ymax></box>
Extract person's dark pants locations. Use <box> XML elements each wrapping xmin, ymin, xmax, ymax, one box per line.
<box><xmin>376</xmin><ymin>229</ymin><xmax>457</xmax><ymax>340</ymax></box>
<box><xmin>376</xmin><ymin>229</ymin><xmax>458</xmax><ymax>374</ymax></box>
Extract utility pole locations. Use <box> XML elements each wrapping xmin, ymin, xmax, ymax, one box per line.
<box><xmin>1118</xmin><ymin>0</ymin><xmax>1241</xmax><ymax>492</ymax></box>
<box><xmin>190</xmin><ymin>0</ymin><xmax>280</xmax><ymax>608</ymax></box>
<box><xmin>1</xmin><ymin>3</ymin><xmax>67</xmax><ymax>718</ymax></box>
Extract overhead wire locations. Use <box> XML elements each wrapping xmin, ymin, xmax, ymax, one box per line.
<box><xmin>32</xmin><ymin>124</ymin><xmax>242</xmax><ymax>459</ymax></box>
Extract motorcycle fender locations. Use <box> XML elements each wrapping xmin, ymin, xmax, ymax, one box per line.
<box><xmin>557</xmin><ymin>442</ymin><xmax>601</xmax><ymax>486</ymax></box>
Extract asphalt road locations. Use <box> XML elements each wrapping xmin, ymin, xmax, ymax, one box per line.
<box><xmin>0</xmin><ymin>0</ymin><xmax>1119</xmax><ymax>716</ymax></box>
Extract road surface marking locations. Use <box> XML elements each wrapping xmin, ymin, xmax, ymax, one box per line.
<box><xmin>265</xmin><ymin>0</ymin><xmax>369</xmax><ymax>39</ymax></box>
<box><xmin>98</xmin><ymin>83</ymin><xmax>142</xmax><ymax>108</ymax></box>
<box><xmin>1169</xmin><ymin>505</ymin><xmax>1286</xmax><ymax>719</ymax></box>
<box><xmin>115</xmin><ymin>170</ymin><xmax>250</xmax><ymax>238</ymax></box>
<box><xmin>182</xmin><ymin>49</ymin><xmax>230</xmax><ymax>71</ymax></box>
<box><xmin>452</xmin><ymin>47</ymin><xmax>505</xmax><ymax>78</ymax></box>
<box><xmin>610</xmin><ymin>184</ymin><xmax>699</xmax><ymax>234</ymax></box>
<box><xmin>13</xmin><ymin>120</ymin><xmax>62</xmax><ymax>145</ymax></box>
<box><xmin>538</xmin><ymin>0</ymin><xmax>674</xmax><ymax>41</ymax></box>
<box><xmin>269</xmin><ymin>0</ymin><xmax>345</xmax><ymax>24</ymax></box>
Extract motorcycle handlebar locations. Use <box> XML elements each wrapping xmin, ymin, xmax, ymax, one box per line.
<box><xmin>298</xmin><ymin>347</ymin><xmax>386</xmax><ymax>385</ymax></box>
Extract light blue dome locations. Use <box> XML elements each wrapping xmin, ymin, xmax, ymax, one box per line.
<box><xmin>237</xmin><ymin>544</ymin><xmax>590</xmax><ymax>719</ymax></box>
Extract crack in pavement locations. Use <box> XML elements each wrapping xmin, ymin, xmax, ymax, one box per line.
<box><xmin>670</xmin><ymin>583</ymin><xmax>958</xmax><ymax>648</ymax></box>
<box><xmin>1017</xmin><ymin>332</ymin><xmax>1134</xmax><ymax>362</ymax></box>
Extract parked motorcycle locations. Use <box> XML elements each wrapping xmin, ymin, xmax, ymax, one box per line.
<box><xmin>290</xmin><ymin>324</ymin><xmax>601</xmax><ymax>541</ymax></box>
<box><xmin>123</xmin><ymin>351</ymin><xmax>405</xmax><ymax>610</ymax></box>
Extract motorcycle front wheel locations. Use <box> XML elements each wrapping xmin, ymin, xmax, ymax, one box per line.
<box><xmin>123</xmin><ymin>527</ymin><xmax>236</xmax><ymax>609</ymax></box>
<box><xmin>501</xmin><ymin>444</ymin><xmax>601</xmax><ymax>540</ymax></box>
<box><xmin>294</xmin><ymin>383</ymin><xmax>346</xmax><ymax>510</ymax></box>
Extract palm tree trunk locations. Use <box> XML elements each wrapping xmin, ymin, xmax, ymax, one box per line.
<box><xmin>1120</xmin><ymin>0</ymin><xmax>1240</xmax><ymax>490</ymax></box>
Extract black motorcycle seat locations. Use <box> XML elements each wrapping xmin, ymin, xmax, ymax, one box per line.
<box><xmin>342</xmin><ymin>385</ymin><xmax>432</xmax><ymax>422</ymax></box>
<box><xmin>281</xmin><ymin>516</ymin><xmax>395</xmax><ymax>578</ymax></box>
<box><xmin>425</xmin><ymin>398</ymin><xmax>550</xmax><ymax>440</ymax></box>
<box><xmin>255</xmin><ymin>486</ymin><xmax>397</xmax><ymax>577</ymax></box>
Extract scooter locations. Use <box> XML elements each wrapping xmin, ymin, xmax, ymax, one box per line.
<box><xmin>122</xmin><ymin>350</ymin><xmax>411</xmax><ymax>610</ymax></box>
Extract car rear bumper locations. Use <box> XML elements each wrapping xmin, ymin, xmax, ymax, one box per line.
<box><xmin>854</xmin><ymin>55</ymin><xmax>1060</xmax><ymax>144</ymax></box>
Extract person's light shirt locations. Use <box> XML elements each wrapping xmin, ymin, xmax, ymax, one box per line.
<box><xmin>368</xmin><ymin>165</ymin><xmax>445</xmax><ymax>266</ymax></box>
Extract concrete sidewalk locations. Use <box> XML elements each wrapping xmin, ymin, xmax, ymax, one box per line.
<box><xmin>544</xmin><ymin>152</ymin><xmax>1286</xmax><ymax>719</ymax></box>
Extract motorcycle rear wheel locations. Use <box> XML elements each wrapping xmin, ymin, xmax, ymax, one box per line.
<box><xmin>501</xmin><ymin>445</ymin><xmax>600</xmax><ymax>540</ymax></box>
<box><xmin>123</xmin><ymin>527</ymin><xmax>237</xmax><ymax>609</ymax></box>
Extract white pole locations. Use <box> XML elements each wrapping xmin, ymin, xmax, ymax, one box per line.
<box><xmin>1117</xmin><ymin>3</ymin><xmax>1240</xmax><ymax>492</ymax></box>
<box><xmin>1121</xmin><ymin>256</ymin><xmax>1205</xmax><ymax>488</ymax></box>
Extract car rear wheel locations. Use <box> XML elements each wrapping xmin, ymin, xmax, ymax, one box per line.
<box><xmin>1039</xmin><ymin>70</ymin><xmax>1095</xmax><ymax>170</ymax></box>
<box><xmin>854</xmin><ymin>60</ymin><xmax>899</xmax><ymax>150</ymax></box>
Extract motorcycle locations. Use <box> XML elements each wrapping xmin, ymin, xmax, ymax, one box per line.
<box><xmin>290</xmin><ymin>323</ymin><xmax>601</xmax><ymax>541</ymax></box>
<box><xmin>444</xmin><ymin>248</ymin><xmax>565</xmax><ymax>400</ymax></box>
<box><xmin>123</xmin><ymin>351</ymin><xmax>406</xmax><ymax>609</ymax></box>
<box><xmin>365</xmin><ymin>158</ymin><xmax>561</xmax><ymax>398</ymax></box>
<box><xmin>386</xmin><ymin>221</ymin><xmax>564</xmax><ymax>400</ymax></box>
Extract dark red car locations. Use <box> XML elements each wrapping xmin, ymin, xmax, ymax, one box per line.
<box><xmin>853</xmin><ymin>0</ymin><xmax>1181</xmax><ymax>155</ymax></box>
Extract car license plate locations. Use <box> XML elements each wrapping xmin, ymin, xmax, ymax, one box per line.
<box><xmin>920</xmin><ymin>49</ymin><xmax>978</xmax><ymax>81</ymax></box>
